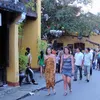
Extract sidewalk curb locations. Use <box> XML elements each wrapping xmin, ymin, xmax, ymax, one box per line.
<box><xmin>16</xmin><ymin>79</ymin><xmax>63</xmax><ymax>100</ymax></box>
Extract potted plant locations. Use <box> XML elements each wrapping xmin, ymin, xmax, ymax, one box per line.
<box><xmin>19</xmin><ymin>54</ymin><xmax>27</xmax><ymax>72</ymax></box>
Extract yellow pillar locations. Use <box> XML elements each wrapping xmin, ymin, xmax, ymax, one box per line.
<box><xmin>22</xmin><ymin>0</ymin><xmax>41</xmax><ymax>68</ymax></box>
<box><xmin>7</xmin><ymin>23</ymin><xmax>19</xmax><ymax>86</ymax></box>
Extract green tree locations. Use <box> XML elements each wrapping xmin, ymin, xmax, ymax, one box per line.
<box><xmin>42</xmin><ymin>0</ymin><xmax>100</xmax><ymax>39</ymax></box>
<box><xmin>57</xmin><ymin>0</ymin><xmax>92</xmax><ymax>5</ymax></box>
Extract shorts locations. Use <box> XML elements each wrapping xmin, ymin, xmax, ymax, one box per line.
<box><xmin>39</xmin><ymin>64</ymin><xmax>45</xmax><ymax>67</ymax></box>
<box><xmin>84</xmin><ymin>65</ymin><xmax>90</xmax><ymax>75</ymax></box>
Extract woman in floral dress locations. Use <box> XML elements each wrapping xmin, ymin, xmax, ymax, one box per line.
<box><xmin>45</xmin><ymin>47</ymin><xmax>56</xmax><ymax>96</ymax></box>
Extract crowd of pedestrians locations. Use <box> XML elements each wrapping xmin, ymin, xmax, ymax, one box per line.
<box><xmin>38</xmin><ymin>46</ymin><xmax>100</xmax><ymax>96</ymax></box>
<box><xmin>20</xmin><ymin>46</ymin><xmax>100</xmax><ymax>96</ymax></box>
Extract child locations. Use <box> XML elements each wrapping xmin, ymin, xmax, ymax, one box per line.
<box><xmin>38</xmin><ymin>51</ymin><xmax>45</xmax><ymax>77</ymax></box>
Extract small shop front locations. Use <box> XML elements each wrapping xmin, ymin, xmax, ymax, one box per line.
<box><xmin>0</xmin><ymin>1</ymin><xmax>26</xmax><ymax>86</ymax></box>
<box><xmin>0</xmin><ymin>11</ymin><xmax>9</xmax><ymax>86</ymax></box>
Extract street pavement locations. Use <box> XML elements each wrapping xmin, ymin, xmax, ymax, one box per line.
<box><xmin>0</xmin><ymin>73</ymin><xmax>62</xmax><ymax>100</ymax></box>
<box><xmin>23</xmin><ymin>70</ymin><xmax>100</xmax><ymax>100</ymax></box>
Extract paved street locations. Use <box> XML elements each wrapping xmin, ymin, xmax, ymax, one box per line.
<box><xmin>23</xmin><ymin>70</ymin><xmax>100</xmax><ymax>100</ymax></box>
<box><xmin>0</xmin><ymin>73</ymin><xmax>62</xmax><ymax>100</ymax></box>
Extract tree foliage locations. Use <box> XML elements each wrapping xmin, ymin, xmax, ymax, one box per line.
<box><xmin>20</xmin><ymin>0</ymin><xmax>36</xmax><ymax>12</ymax></box>
<box><xmin>57</xmin><ymin>0</ymin><xmax>92</xmax><ymax>5</ymax></box>
<box><xmin>41</xmin><ymin>0</ymin><xmax>100</xmax><ymax>38</ymax></box>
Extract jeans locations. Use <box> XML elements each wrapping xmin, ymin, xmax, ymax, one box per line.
<box><xmin>92</xmin><ymin>62</ymin><xmax>95</xmax><ymax>69</ymax></box>
<box><xmin>84</xmin><ymin>65</ymin><xmax>90</xmax><ymax>75</ymax></box>
<box><xmin>74</xmin><ymin>65</ymin><xmax>82</xmax><ymax>80</ymax></box>
<box><xmin>19</xmin><ymin>74</ymin><xmax>26</xmax><ymax>86</ymax></box>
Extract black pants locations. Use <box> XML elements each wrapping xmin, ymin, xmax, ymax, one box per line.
<box><xmin>56</xmin><ymin>63</ymin><xmax>60</xmax><ymax>73</ymax></box>
<box><xmin>25</xmin><ymin>75</ymin><xmax>35</xmax><ymax>83</ymax></box>
<box><xmin>25</xmin><ymin>68</ymin><xmax>35</xmax><ymax>83</ymax></box>
<box><xmin>90</xmin><ymin>67</ymin><xmax>92</xmax><ymax>76</ymax></box>
<box><xmin>98</xmin><ymin>58</ymin><xmax>100</xmax><ymax>70</ymax></box>
<box><xmin>74</xmin><ymin>66</ymin><xmax>82</xmax><ymax>80</ymax></box>
<box><xmin>19</xmin><ymin>75</ymin><xmax>26</xmax><ymax>86</ymax></box>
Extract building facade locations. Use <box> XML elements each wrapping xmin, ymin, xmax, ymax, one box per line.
<box><xmin>0</xmin><ymin>0</ymin><xmax>41</xmax><ymax>86</ymax></box>
<box><xmin>57</xmin><ymin>35</ymin><xmax>100</xmax><ymax>50</ymax></box>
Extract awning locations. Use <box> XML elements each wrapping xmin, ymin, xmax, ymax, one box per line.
<box><xmin>86</xmin><ymin>39</ymin><xmax>100</xmax><ymax>46</ymax></box>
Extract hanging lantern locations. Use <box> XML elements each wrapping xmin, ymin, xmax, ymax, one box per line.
<box><xmin>61</xmin><ymin>27</ymin><xmax>64</xmax><ymax>30</ymax></box>
<box><xmin>49</xmin><ymin>30</ymin><xmax>64</xmax><ymax>37</ymax></box>
<box><xmin>78</xmin><ymin>36</ymin><xmax>82</xmax><ymax>40</ymax></box>
<box><xmin>75</xmin><ymin>32</ymin><xmax>78</xmax><ymax>36</ymax></box>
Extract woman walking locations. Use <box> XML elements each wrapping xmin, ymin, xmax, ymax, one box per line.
<box><xmin>44</xmin><ymin>47</ymin><xmax>56</xmax><ymax>96</ymax></box>
<box><xmin>60</xmin><ymin>46</ymin><xmax>74</xmax><ymax>96</ymax></box>
<box><xmin>38</xmin><ymin>51</ymin><xmax>45</xmax><ymax>77</ymax></box>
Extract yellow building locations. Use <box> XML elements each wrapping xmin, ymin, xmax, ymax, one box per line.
<box><xmin>0</xmin><ymin>0</ymin><xmax>41</xmax><ymax>86</ymax></box>
<box><xmin>21</xmin><ymin>0</ymin><xmax>41</xmax><ymax>69</ymax></box>
<box><xmin>57</xmin><ymin>35</ymin><xmax>100</xmax><ymax>50</ymax></box>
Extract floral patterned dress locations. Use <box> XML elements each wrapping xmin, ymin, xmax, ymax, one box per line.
<box><xmin>45</xmin><ymin>57</ymin><xmax>55</xmax><ymax>89</ymax></box>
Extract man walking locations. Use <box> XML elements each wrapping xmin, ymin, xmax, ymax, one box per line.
<box><xmin>74</xmin><ymin>48</ymin><xmax>84</xmax><ymax>81</ymax></box>
<box><xmin>83</xmin><ymin>48</ymin><xmax>92</xmax><ymax>82</ymax></box>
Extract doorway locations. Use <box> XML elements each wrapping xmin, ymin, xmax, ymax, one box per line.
<box><xmin>74</xmin><ymin>43</ymin><xmax>85</xmax><ymax>50</ymax></box>
<box><xmin>57</xmin><ymin>43</ymin><xmax>63</xmax><ymax>50</ymax></box>
<box><xmin>0</xmin><ymin>12</ymin><xmax>9</xmax><ymax>86</ymax></box>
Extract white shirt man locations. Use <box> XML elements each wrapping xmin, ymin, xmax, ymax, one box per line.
<box><xmin>75</xmin><ymin>52</ymin><xmax>84</xmax><ymax>66</ymax></box>
<box><xmin>74</xmin><ymin>48</ymin><xmax>84</xmax><ymax>81</ymax></box>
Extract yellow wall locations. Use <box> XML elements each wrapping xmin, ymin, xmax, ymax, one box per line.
<box><xmin>5</xmin><ymin>0</ymin><xmax>41</xmax><ymax>86</ymax></box>
<box><xmin>22</xmin><ymin>0</ymin><xmax>41</xmax><ymax>68</ymax></box>
<box><xmin>7</xmin><ymin>23</ymin><xmax>19</xmax><ymax>85</ymax></box>
<box><xmin>57</xmin><ymin>35</ymin><xmax>100</xmax><ymax>49</ymax></box>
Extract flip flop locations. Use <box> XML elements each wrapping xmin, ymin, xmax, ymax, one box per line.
<box><xmin>53</xmin><ymin>92</ymin><xmax>56</xmax><ymax>95</ymax></box>
<box><xmin>69</xmin><ymin>89</ymin><xmax>72</xmax><ymax>92</ymax></box>
<box><xmin>46</xmin><ymin>94</ymin><xmax>50</xmax><ymax>96</ymax></box>
<box><xmin>64</xmin><ymin>92</ymin><xmax>67</xmax><ymax>96</ymax></box>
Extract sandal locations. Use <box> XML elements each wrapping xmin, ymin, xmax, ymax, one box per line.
<box><xmin>69</xmin><ymin>89</ymin><xmax>72</xmax><ymax>92</ymax></box>
<box><xmin>64</xmin><ymin>92</ymin><xmax>67</xmax><ymax>96</ymax></box>
<box><xmin>46</xmin><ymin>94</ymin><xmax>50</xmax><ymax>96</ymax></box>
<box><xmin>53</xmin><ymin>92</ymin><xmax>56</xmax><ymax>95</ymax></box>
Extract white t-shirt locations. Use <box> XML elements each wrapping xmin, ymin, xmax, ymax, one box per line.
<box><xmin>27</xmin><ymin>53</ymin><xmax>32</xmax><ymax>64</ymax></box>
<box><xmin>75</xmin><ymin>52</ymin><xmax>84</xmax><ymax>66</ymax></box>
<box><xmin>84</xmin><ymin>53</ymin><xmax>92</xmax><ymax>66</ymax></box>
